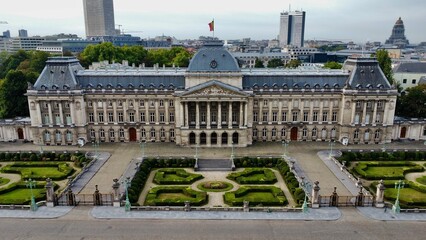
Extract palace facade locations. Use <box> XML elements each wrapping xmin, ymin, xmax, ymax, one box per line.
<box><xmin>26</xmin><ymin>41</ymin><xmax>398</xmax><ymax>147</ymax></box>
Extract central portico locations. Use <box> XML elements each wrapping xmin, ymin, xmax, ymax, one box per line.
<box><xmin>175</xmin><ymin>81</ymin><xmax>253</xmax><ymax>147</ymax></box>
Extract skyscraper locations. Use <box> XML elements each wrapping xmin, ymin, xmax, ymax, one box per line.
<box><xmin>18</xmin><ymin>29</ymin><xmax>28</xmax><ymax>38</ymax></box>
<box><xmin>279</xmin><ymin>10</ymin><xmax>306</xmax><ymax>47</ymax></box>
<box><xmin>385</xmin><ymin>17</ymin><xmax>409</xmax><ymax>48</ymax></box>
<box><xmin>83</xmin><ymin>0</ymin><xmax>116</xmax><ymax>37</ymax></box>
<box><xmin>2</xmin><ymin>30</ymin><xmax>10</xmax><ymax>38</ymax></box>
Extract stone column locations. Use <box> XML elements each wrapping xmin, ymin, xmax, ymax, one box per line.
<box><xmin>362</xmin><ymin>101</ymin><xmax>367</xmax><ymax>124</ymax></box>
<box><xmin>178</xmin><ymin>101</ymin><xmax>184</xmax><ymax>127</ymax></box>
<box><xmin>196</xmin><ymin>102</ymin><xmax>200</xmax><ymax>129</ymax></box>
<box><xmin>113</xmin><ymin>101</ymin><xmax>117</xmax><ymax>124</ymax></box>
<box><xmin>268</xmin><ymin>99</ymin><xmax>272</xmax><ymax>124</ymax></box>
<box><xmin>309</xmin><ymin>100</ymin><xmax>314</xmax><ymax>123</ymax></box>
<box><xmin>278</xmin><ymin>100</ymin><xmax>282</xmax><ymax>123</ymax></box>
<box><xmin>185</xmin><ymin>102</ymin><xmax>189</xmax><ymax>127</ymax></box>
<box><xmin>103</xmin><ymin>101</ymin><xmax>107</xmax><ymax>123</ymax></box>
<box><xmin>218</xmin><ymin>102</ymin><xmax>222</xmax><ymax>129</ymax></box>
<box><xmin>93</xmin><ymin>101</ymin><xmax>98</xmax><ymax>124</ymax></box>
<box><xmin>112</xmin><ymin>178</ymin><xmax>121</xmax><ymax>207</ymax></box>
<box><xmin>311</xmin><ymin>181</ymin><xmax>320</xmax><ymax>208</ymax></box>
<box><xmin>375</xmin><ymin>180</ymin><xmax>385</xmax><ymax>208</ymax></box>
<box><xmin>207</xmin><ymin>102</ymin><xmax>211</xmax><ymax>129</ymax></box>
<box><xmin>155</xmin><ymin>100</ymin><xmax>159</xmax><ymax>125</ymax></box>
<box><xmin>351</xmin><ymin>101</ymin><xmax>356</xmax><ymax>124</ymax></box>
<box><xmin>382</xmin><ymin>101</ymin><xmax>389</xmax><ymax>125</ymax></box>
<box><xmin>135</xmin><ymin>100</ymin><xmax>140</xmax><ymax>124</ymax></box>
<box><xmin>228</xmin><ymin>102</ymin><xmax>233</xmax><ymax>128</ymax></box>
<box><xmin>165</xmin><ymin>99</ymin><xmax>169</xmax><ymax>124</ymax></box>
<box><xmin>47</xmin><ymin>102</ymin><xmax>53</xmax><ymax>125</ymax></box>
<box><xmin>328</xmin><ymin>99</ymin><xmax>333</xmax><ymax>123</ymax></box>
<box><xmin>259</xmin><ymin>101</ymin><xmax>263</xmax><ymax>123</ymax></box>
<box><xmin>319</xmin><ymin>100</ymin><xmax>324</xmax><ymax>123</ymax></box>
<box><xmin>36</xmin><ymin>101</ymin><xmax>42</xmax><ymax>125</ymax></box>
<box><xmin>239</xmin><ymin>102</ymin><xmax>244</xmax><ymax>127</ymax></box>
<box><xmin>45</xmin><ymin>178</ymin><xmax>55</xmax><ymax>207</ymax></box>
<box><xmin>58</xmin><ymin>101</ymin><xmax>64</xmax><ymax>125</ymax></box>
<box><xmin>69</xmin><ymin>102</ymin><xmax>76</xmax><ymax>125</ymax></box>
<box><xmin>372</xmin><ymin>101</ymin><xmax>378</xmax><ymax>124</ymax></box>
<box><xmin>244</xmin><ymin>102</ymin><xmax>248</xmax><ymax>127</ymax></box>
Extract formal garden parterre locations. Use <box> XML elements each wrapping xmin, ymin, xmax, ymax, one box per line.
<box><xmin>0</xmin><ymin>151</ymin><xmax>90</xmax><ymax>205</ymax></box>
<box><xmin>338</xmin><ymin>151</ymin><xmax>426</xmax><ymax>208</ymax></box>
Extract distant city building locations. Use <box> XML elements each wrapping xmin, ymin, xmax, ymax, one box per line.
<box><xmin>36</xmin><ymin>39</ymin><xmax>101</xmax><ymax>54</ymax></box>
<box><xmin>393</xmin><ymin>62</ymin><xmax>426</xmax><ymax>90</ymax></box>
<box><xmin>18</xmin><ymin>29</ymin><xmax>28</xmax><ymax>38</ymax></box>
<box><xmin>385</xmin><ymin>17</ymin><xmax>409</xmax><ymax>48</ymax></box>
<box><xmin>44</xmin><ymin>33</ymin><xmax>79</xmax><ymax>40</ymax></box>
<box><xmin>279</xmin><ymin>10</ymin><xmax>306</xmax><ymax>47</ymax></box>
<box><xmin>232</xmin><ymin>52</ymin><xmax>290</xmax><ymax>68</ymax></box>
<box><xmin>0</xmin><ymin>117</ymin><xmax>32</xmax><ymax>142</ymax></box>
<box><xmin>282</xmin><ymin>46</ymin><xmax>316</xmax><ymax>60</ymax></box>
<box><xmin>10</xmin><ymin>37</ymin><xmax>45</xmax><ymax>53</ymax></box>
<box><xmin>83</xmin><ymin>0</ymin><xmax>116</xmax><ymax>37</ymax></box>
<box><xmin>88</xmin><ymin>35</ymin><xmax>140</xmax><ymax>46</ymax></box>
<box><xmin>2</xmin><ymin>30</ymin><xmax>10</xmax><ymax>38</ymax></box>
<box><xmin>0</xmin><ymin>36</ymin><xmax>11</xmax><ymax>52</ymax></box>
<box><xmin>140</xmin><ymin>40</ymin><xmax>172</xmax><ymax>50</ymax></box>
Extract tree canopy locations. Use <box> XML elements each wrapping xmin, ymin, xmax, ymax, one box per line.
<box><xmin>323</xmin><ymin>61</ymin><xmax>342</xmax><ymax>69</ymax></box>
<box><xmin>267</xmin><ymin>58</ymin><xmax>283</xmax><ymax>68</ymax></box>
<box><xmin>395</xmin><ymin>85</ymin><xmax>426</xmax><ymax>118</ymax></box>
<box><xmin>285</xmin><ymin>59</ymin><xmax>302</xmax><ymax>69</ymax></box>
<box><xmin>374</xmin><ymin>49</ymin><xmax>394</xmax><ymax>85</ymax></box>
<box><xmin>254</xmin><ymin>58</ymin><xmax>264</xmax><ymax>68</ymax></box>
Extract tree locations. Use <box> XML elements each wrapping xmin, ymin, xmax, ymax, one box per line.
<box><xmin>254</xmin><ymin>58</ymin><xmax>264</xmax><ymax>68</ymax></box>
<box><xmin>395</xmin><ymin>85</ymin><xmax>426</xmax><ymax>118</ymax></box>
<box><xmin>375</xmin><ymin>49</ymin><xmax>394</xmax><ymax>85</ymax></box>
<box><xmin>267</xmin><ymin>58</ymin><xmax>283</xmax><ymax>68</ymax></box>
<box><xmin>0</xmin><ymin>70</ymin><xmax>38</xmax><ymax>118</ymax></box>
<box><xmin>323</xmin><ymin>61</ymin><xmax>342</xmax><ymax>69</ymax></box>
<box><xmin>285</xmin><ymin>59</ymin><xmax>302</xmax><ymax>69</ymax></box>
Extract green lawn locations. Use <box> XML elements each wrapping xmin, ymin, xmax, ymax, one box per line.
<box><xmin>364</xmin><ymin>167</ymin><xmax>406</xmax><ymax>178</ymax></box>
<box><xmin>144</xmin><ymin>186</ymin><xmax>208</xmax><ymax>206</ymax></box>
<box><xmin>385</xmin><ymin>188</ymin><xmax>426</xmax><ymax>204</ymax></box>
<box><xmin>353</xmin><ymin>161</ymin><xmax>424</xmax><ymax>180</ymax></box>
<box><xmin>153</xmin><ymin>169</ymin><xmax>203</xmax><ymax>185</ymax></box>
<box><xmin>416</xmin><ymin>176</ymin><xmax>426</xmax><ymax>185</ymax></box>
<box><xmin>242</xmin><ymin>192</ymin><xmax>276</xmax><ymax>201</ymax></box>
<box><xmin>227</xmin><ymin>168</ymin><xmax>277</xmax><ymax>184</ymax></box>
<box><xmin>0</xmin><ymin>188</ymin><xmax>45</xmax><ymax>205</ymax></box>
<box><xmin>12</xmin><ymin>167</ymin><xmax>65</xmax><ymax>179</ymax></box>
<box><xmin>1</xmin><ymin>162</ymin><xmax>74</xmax><ymax>180</ymax></box>
<box><xmin>0</xmin><ymin>177</ymin><xmax>10</xmax><ymax>186</ymax></box>
<box><xmin>224</xmin><ymin>186</ymin><xmax>287</xmax><ymax>206</ymax></box>
<box><xmin>158</xmin><ymin>193</ymin><xmax>195</xmax><ymax>201</ymax></box>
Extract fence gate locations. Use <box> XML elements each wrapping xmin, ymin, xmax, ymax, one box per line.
<box><xmin>56</xmin><ymin>191</ymin><xmax>113</xmax><ymax>206</ymax></box>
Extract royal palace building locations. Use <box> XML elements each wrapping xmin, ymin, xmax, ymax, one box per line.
<box><xmin>26</xmin><ymin>41</ymin><xmax>398</xmax><ymax>147</ymax></box>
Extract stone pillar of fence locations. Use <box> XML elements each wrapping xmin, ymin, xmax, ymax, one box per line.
<box><xmin>184</xmin><ymin>201</ymin><xmax>191</xmax><ymax>212</ymax></box>
<box><xmin>67</xmin><ymin>188</ymin><xmax>76</xmax><ymax>206</ymax></box>
<box><xmin>311</xmin><ymin>181</ymin><xmax>320</xmax><ymax>208</ymax></box>
<box><xmin>243</xmin><ymin>200</ymin><xmax>250</xmax><ymax>212</ymax></box>
<box><xmin>45</xmin><ymin>178</ymin><xmax>56</xmax><ymax>207</ymax></box>
<box><xmin>112</xmin><ymin>178</ymin><xmax>121</xmax><ymax>207</ymax></box>
<box><xmin>375</xmin><ymin>180</ymin><xmax>386</xmax><ymax>208</ymax></box>
<box><xmin>93</xmin><ymin>185</ymin><xmax>102</xmax><ymax>206</ymax></box>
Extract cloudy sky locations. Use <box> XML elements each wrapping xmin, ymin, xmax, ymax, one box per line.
<box><xmin>1</xmin><ymin>0</ymin><xmax>425</xmax><ymax>43</ymax></box>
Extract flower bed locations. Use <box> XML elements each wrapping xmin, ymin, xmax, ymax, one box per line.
<box><xmin>227</xmin><ymin>168</ymin><xmax>277</xmax><ymax>184</ymax></box>
<box><xmin>224</xmin><ymin>186</ymin><xmax>287</xmax><ymax>206</ymax></box>
<box><xmin>144</xmin><ymin>186</ymin><xmax>208</xmax><ymax>206</ymax></box>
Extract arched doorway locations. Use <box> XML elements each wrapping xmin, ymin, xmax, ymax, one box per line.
<box><xmin>232</xmin><ymin>132</ymin><xmax>239</xmax><ymax>144</ymax></box>
<box><xmin>200</xmin><ymin>132</ymin><xmax>207</xmax><ymax>145</ymax></box>
<box><xmin>290</xmin><ymin>127</ymin><xmax>298</xmax><ymax>140</ymax></box>
<box><xmin>189</xmin><ymin>132</ymin><xmax>196</xmax><ymax>144</ymax></box>
<box><xmin>129</xmin><ymin>128</ymin><xmax>137</xmax><ymax>141</ymax></box>
<box><xmin>17</xmin><ymin>128</ymin><xmax>24</xmax><ymax>139</ymax></box>
<box><xmin>400</xmin><ymin>127</ymin><xmax>407</xmax><ymax>138</ymax></box>
<box><xmin>211</xmin><ymin>132</ymin><xmax>217</xmax><ymax>145</ymax></box>
<box><xmin>222</xmin><ymin>132</ymin><xmax>228</xmax><ymax>145</ymax></box>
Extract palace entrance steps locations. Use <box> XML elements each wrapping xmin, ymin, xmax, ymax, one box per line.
<box><xmin>196</xmin><ymin>158</ymin><xmax>233</xmax><ymax>171</ymax></box>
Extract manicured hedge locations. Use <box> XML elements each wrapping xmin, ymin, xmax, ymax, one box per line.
<box><xmin>227</xmin><ymin>168</ymin><xmax>277</xmax><ymax>184</ymax></box>
<box><xmin>233</xmin><ymin>157</ymin><xmax>305</xmax><ymax>205</ymax></box>
<box><xmin>0</xmin><ymin>181</ymin><xmax>45</xmax><ymax>205</ymax></box>
<box><xmin>128</xmin><ymin>158</ymin><xmax>196</xmax><ymax>204</ymax></box>
<box><xmin>338</xmin><ymin>151</ymin><xmax>426</xmax><ymax>164</ymax></box>
<box><xmin>0</xmin><ymin>151</ymin><xmax>89</xmax><ymax>168</ymax></box>
<box><xmin>353</xmin><ymin>161</ymin><xmax>424</xmax><ymax>180</ymax></box>
<box><xmin>224</xmin><ymin>186</ymin><xmax>287</xmax><ymax>206</ymax></box>
<box><xmin>153</xmin><ymin>168</ymin><xmax>203</xmax><ymax>185</ymax></box>
<box><xmin>371</xmin><ymin>180</ymin><xmax>426</xmax><ymax>208</ymax></box>
<box><xmin>144</xmin><ymin>186</ymin><xmax>208</xmax><ymax>206</ymax></box>
<box><xmin>1</xmin><ymin>162</ymin><xmax>74</xmax><ymax>181</ymax></box>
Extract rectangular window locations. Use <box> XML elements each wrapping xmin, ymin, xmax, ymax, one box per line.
<box><xmin>332</xmin><ymin>112</ymin><xmax>337</xmax><ymax>122</ymax></box>
<box><xmin>88</xmin><ymin>113</ymin><xmax>94</xmax><ymax>123</ymax></box>
<box><xmin>272</xmin><ymin>112</ymin><xmax>277</xmax><ymax>122</ymax></box>
<box><xmin>377</xmin><ymin>101</ymin><xmax>383</xmax><ymax>108</ymax></box>
<box><xmin>118</xmin><ymin>100</ymin><xmax>123</xmax><ymax>107</ymax></box>
<box><xmin>292</xmin><ymin>112</ymin><xmax>298</xmax><ymax>122</ymax></box>
<box><xmin>160</xmin><ymin>113</ymin><xmax>165</xmax><ymax>123</ymax></box>
<box><xmin>313</xmin><ymin>111</ymin><xmax>318</xmax><ymax>122</ymax></box>
<box><xmin>366</xmin><ymin>101</ymin><xmax>372</xmax><ymax>108</ymax></box>
<box><xmin>253</xmin><ymin>112</ymin><xmax>258</xmax><ymax>122</ymax></box>
<box><xmin>66</xmin><ymin>114</ymin><xmax>71</xmax><ymax>125</ymax></box>
<box><xmin>262</xmin><ymin>112</ymin><xmax>268</xmax><ymax>122</ymax></box>
<box><xmin>170</xmin><ymin>129</ymin><xmax>175</xmax><ymax>138</ymax></box>
<box><xmin>129</xmin><ymin>112</ymin><xmax>135</xmax><ymax>122</ymax></box>
<box><xmin>118</xmin><ymin>112</ymin><xmax>124</xmax><ymax>123</ymax></box>
<box><xmin>322</xmin><ymin>112</ymin><xmax>328</xmax><ymax>122</ymax></box>
<box><xmin>150</xmin><ymin>100</ymin><xmax>155</xmax><ymax>107</ymax></box>
<box><xmin>356</xmin><ymin>101</ymin><xmax>361</xmax><ymax>108</ymax></box>
<box><xmin>403</xmin><ymin>79</ymin><xmax>407</xmax><ymax>84</ymax></box>
<box><xmin>160</xmin><ymin>129</ymin><xmax>165</xmax><ymax>138</ymax></box>
<box><xmin>169</xmin><ymin>112</ymin><xmax>175</xmax><ymax>122</ymax></box>
<box><xmin>211</xmin><ymin>112</ymin><xmax>217</xmax><ymax>122</ymax></box>
<box><xmin>150</xmin><ymin>112</ymin><xmax>155</xmax><ymax>123</ymax></box>
<box><xmin>412</xmin><ymin>79</ymin><xmax>416</xmax><ymax>84</ymax></box>
<box><xmin>108</xmin><ymin>112</ymin><xmax>114</xmax><ymax>122</ymax></box>
<box><xmin>376</xmin><ymin>113</ymin><xmax>381</xmax><ymax>123</ymax></box>
<box><xmin>55</xmin><ymin>114</ymin><xmax>61</xmax><ymax>125</ymax></box>
<box><xmin>65</xmin><ymin>102</ymin><xmax>70</xmax><ymax>108</ymax></box>
<box><xmin>282</xmin><ymin>112</ymin><xmax>287</xmax><ymax>122</ymax></box>
<box><xmin>263</xmin><ymin>99</ymin><xmax>268</xmax><ymax>106</ymax></box>
<box><xmin>169</xmin><ymin>100</ymin><xmax>174</xmax><ymax>107</ymax></box>
<box><xmin>159</xmin><ymin>100</ymin><xmax>164</xmax><ymax>107</ymax></box>
<box><xmin>232</xmin><ymin>112</ymin><xmax>237</xmax><ymax>122</ymax></box>
<box><xmin>150</xmin><ymin>129</ymin><xmax>156</xmax><ymax>138</ymax></box>
<box><xmin>303</xmin><ymin>112</ymin><xmax>308</xmax><ymax>122</ymax></box>
<box><xmin>98</xmin><ymin>113</ymin><xmax>104</xmax><ymax>122</ymax></box>
<box><xmin>108</xmin><ymin>101</ymin><xmax>112</xmax><ymax>107</ymax></box>
<box><xmin>140</xmin><ymin>112</ymin><xmax>145</xmax><ymax>122</ymax></box>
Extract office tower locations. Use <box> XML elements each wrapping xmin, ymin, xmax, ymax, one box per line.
<box><xmin>2</xmin><ymin>30</ymin><xmax>10</xmax><ymax>38</ymax></box>
<box><xmin>83</xmin><ymin>0</ymin><xmax>116</xmax><ymax>37</ymax></box>
<box><xmin>18</xmin><ymin>29</ymin><xmax>28</xmax><ymax>38</ymax></box>
<box><xmin>279</xmin><ymin>10</ymin><xmax>306</xmax><ymax>47</ymax></box>
<box><xmin>385</xmin><ymin>17</ymin><xmax>409</xmax><ymax>48</ymax></box>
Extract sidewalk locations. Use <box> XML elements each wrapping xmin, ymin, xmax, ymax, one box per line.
<box><xmin>91</xmin><ymin>206</ymin><xmax>341</xmax><ymax>220</ymax></box>
<box><xmin>357</xmin><ymin>207</ymin><xmax>426</xmax><ymax>221</ymax></box>
<box><xmin>0</xmin><ymin>206</ymin><xmax>73</xmax><ymax>219</ymax></box>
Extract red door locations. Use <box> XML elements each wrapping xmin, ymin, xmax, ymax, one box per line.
<box><xmin>17</xmin><ymin>128</ymin><xmax>24</xmax><ymax>139</ymax></box>
<box><xmin>129</xmin><ymin>128</ymin><xmax>137</xmax><ymax>141</ymax></box>
<box><xmin>290</xmin><ymin>127</ymin><xmax>298</xmax><ymax>141</ymax></box>
<box><xmin>400</xmin><ymin>127</ymin><xmax>407</xmax><ymax>138</ymax></box>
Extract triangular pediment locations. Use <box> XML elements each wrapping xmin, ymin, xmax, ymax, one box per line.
<box><xmin>178</xmin><ymin>81</ymin><xmax>251</xmax><ymax>97</ymax></box>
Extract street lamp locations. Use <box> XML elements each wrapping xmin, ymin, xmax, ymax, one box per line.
<box><xmin>282</xmin><ymin>140</ymin><xmax>289</xmax><ymax>158</ymax></box>
<box><xmin>140</xmin><ymin>141</ymin><xmax>146</xmax><ymax>160</ymax></box>
<box><xmin>392</xmin><ymin>180</ymin><xmax>405</xmax><ymax>214</ymax></box>
<box><xmin>231</xmin><ymin>141</ymin><xmax>235</xmax><ymax>160</ymax></box>
<box><xmin>92</xmin><ymin>141</ymin><xmax>99</xmax><ymax>159</ymax></box>
<box><xmin>122</xmin><ymin>177</ymin><xmax>131</xmax><ymax>211</ymax></box>
<box><xmin>25</xmin><ymin>178</ymin><xmax>37</xmax><ymax>211</ymax></box>
<box><xmin>194</xmin><ymin>144</ymin><xmax>199</xmax><ymax>161</ymax></box>
<box><xmin>329</xmin><ymin>140</ymin><xmax>335</xmax><ymax>159</ymax></box>
<box><xmin>300</xmin><ymin>177</ymin><xmax>311</xmax><ymax>213</ymax></box>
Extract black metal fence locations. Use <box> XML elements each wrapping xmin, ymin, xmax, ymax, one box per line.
<box><xmin>57</xmin><ymin>192</ymin><xmax>113</xmax><ymax>206</ymax></box>
<box><xmin>319</xmin><ymin>195</ymin><xmax>374</xmax><ymax>207</ymax></box>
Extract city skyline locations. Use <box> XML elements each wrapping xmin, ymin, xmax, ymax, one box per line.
<box><xmin>1</xmin><ymin>0</ymin><xmax>425</xmax><ymax>43</ymax></box>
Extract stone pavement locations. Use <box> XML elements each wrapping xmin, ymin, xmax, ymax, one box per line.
<box><xmin>91</xmin><ymin>206</ymin><xmax>341</xmax><ymax>220</ymax></box>
<box><xmin>0</xmin><ymin>206</ymin><xmax>73</xmax><ymax>219</ymax></box>
<box><xmin>357</xmin><ymin>207</ymin><xmax>426</xmax><ymax>221</ymax></box>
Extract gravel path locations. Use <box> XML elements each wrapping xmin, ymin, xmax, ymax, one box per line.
<box><xmin>405</xmin><ymin>172</ymin><xmax>426</xmax><ymax>184</ymax></box>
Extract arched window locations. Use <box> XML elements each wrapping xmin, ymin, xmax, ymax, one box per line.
<box><xmin>312</xmin><ymin>128</ymin><xmax>317</xmax><ymax>137</ymax></box>
<box><xmin>55</xmin><ymin>130</ymin><xmax>62</xmax><ymax>142</ymax></box>
<box><xmin>365</xmin><ymin>114</ymin><xmax>370</xmax><ymax>124</ymax></box>
<box><xmin>354</xmin><ymin>130</ymin><xmax>359</xmax><ymax>139</ymax></box>
<box><xmin>331</xmin><ymin>128</ymin><xmax>336</xmax><ymax>138</ymax></box>
<box><xmin>66</xmin><ymin>131</ymin><xmax>72</xmax><ymax>142</ymax></box>
<box><xmin>44</xmin><ymin>131</ymin><xmax>51</xmax><ymax>142</ymax></box>
<box><xmin>375</xmin><ymin>130</ymin><xmax>380</xmax><ymax>139</ymax></box>
<box><xmin>354</xmin><ymin>114</ymin><xmax>360</xmax><ymax>124</ymax></box>
<box><xmin>119</xmin><ymin>128</ymin><xmax>125</xmax><ymax>138</ymax></box>
<box><xmin>160</xmin><ymin>128</ymin><xmax>165</xmax><ymax>138</ymax></box>
<box><xmin>150</xmin><ymin>128</ymin><xmax>156</xmax><ymax>138</ymax></box>
<box><xmin>109</xmin><ymin>129</ymin><xmax>115</xmax><ymax>139</ymax></box>
<box><xmin>99</xmin><ymin>129</ymin><xmax>105</xmax><ymax>138</ymax></box>
<box><xmin>364</xmin><ymin>130</ymin><xmax>370</xmax><ymax>141</ymax></box>
<box><xmin>253</xmin><ymin>128</ymin><xmax>258</xmax><ymax>137</ymax></box>
<box><xmin>90</xmin><ymin>129</ymin><xmax>95</xmax><ymax>139</ymax></box>
<box><xmin>141</xmin><ymin>128</ymin><xmax>146</xmax><ymax>138</ymax></box>
<box><xmin>302</xmin><ymin>128</ymin><xmax>308</xmax><ymax>137</ymax></box>
<box><xmin>321</xmin><ymin>128</ymin><xmax>327</xmax><ymax>139</ymax></box>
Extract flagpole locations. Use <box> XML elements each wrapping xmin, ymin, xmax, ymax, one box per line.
<box><xmin>213</xmin><ymin>18</ymin><xmax>215</xmax><ymax>38</ymax></box>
